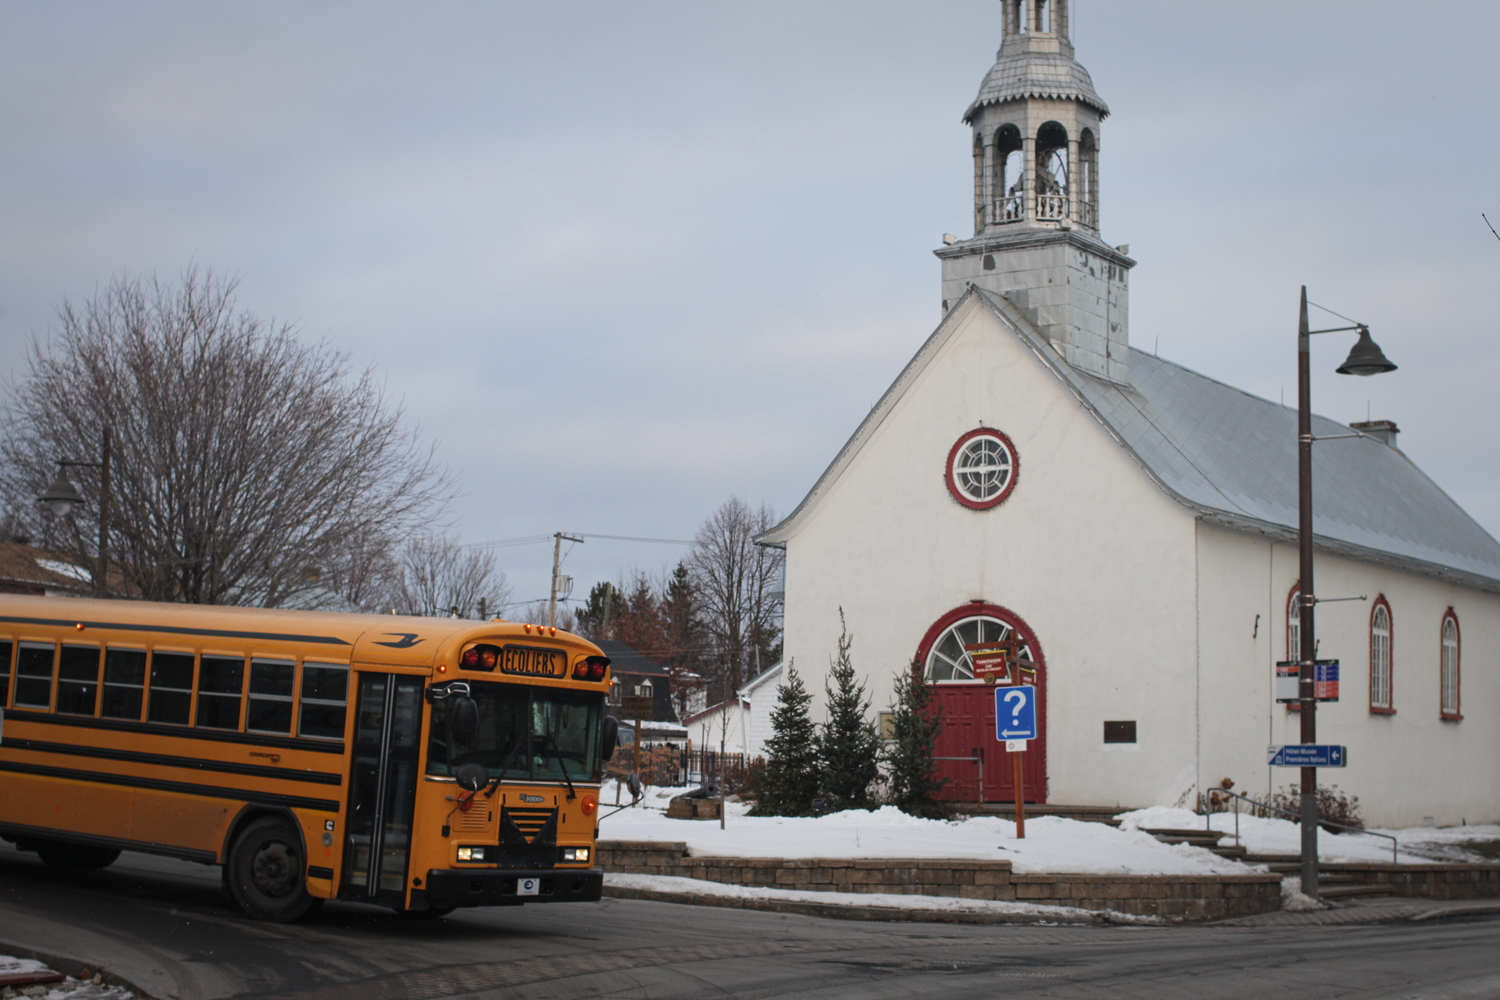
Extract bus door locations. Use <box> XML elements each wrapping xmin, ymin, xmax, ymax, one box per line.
<box><xmin>341</xmin><ymin>673</ymin><xmax>423</xmax><ymax>906</ymax></box>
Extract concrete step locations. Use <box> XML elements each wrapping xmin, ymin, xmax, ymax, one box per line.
<box><xmin>1319</xmin><ymin>884</ymin><xmax>1397</xmax><ymax>900</ymax></box>
<box><xmin>954</xmin><ymin>803</ymin><xmax>1127</xmax><ymax>825</ymax></box>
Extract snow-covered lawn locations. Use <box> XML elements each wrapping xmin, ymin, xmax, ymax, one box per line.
<box><xmin>606</xmin><ymin>873</ymin><xmax>1152</xmax><ymax>923</ymax></box>
<box><xmin>598</xmin><ymin>782</ymin><xmax>1498</xmax><ymax>873</ymax></box>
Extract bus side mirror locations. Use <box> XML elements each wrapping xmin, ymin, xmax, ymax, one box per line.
<box><xmin>601</xmin><ymin>715</ymin><xmax>619</xmax><ymax>762</ymax></box>
<box><xmin>450</xmin><ymin>696</ymin><xmax>479</xmax><ymax>745</ymax></box>
<box><xmin>455</xmin><ymin>762</ymin><xmax>489</xmax><ymax>792</ymax></box>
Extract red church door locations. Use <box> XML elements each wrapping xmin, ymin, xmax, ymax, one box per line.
<box><xmin>917</xmin><ymin>604</ymin><xmax>1046</xmax><ymax>805</ymax></box>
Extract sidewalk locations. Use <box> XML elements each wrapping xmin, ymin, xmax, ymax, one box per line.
<box><xmin>1216</xmin><ymin>896</ymin><xmax>1500</xmax><ymax>927</ymax></box>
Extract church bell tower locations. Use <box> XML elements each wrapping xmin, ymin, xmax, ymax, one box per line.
<box><xmin>936</xmin><ymin>0</ymin><xmax>1134</xmax><ymax>384</ymax></box>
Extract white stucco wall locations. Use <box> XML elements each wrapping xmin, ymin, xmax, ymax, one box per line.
<box><xmin>1194</xmin><ymin>524</ymin><xmax>1500</xmax><ymax>827</ymax></box>
<box><xmin>776</xmin><ymin>296</ymin><xmax>1203</xmax><ymax>808</ymax></box>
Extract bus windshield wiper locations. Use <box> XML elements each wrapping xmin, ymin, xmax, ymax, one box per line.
<box><xmin>549</xmin><ymin>741</ymin><xmax>577</xmax><ymax>801</ymax></box>
<box><xmin>485</xmin><ymin>732</ymin><xmax>522</xmax><ymax>798</ymax></box>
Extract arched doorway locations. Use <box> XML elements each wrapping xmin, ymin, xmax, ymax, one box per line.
<box><xmin>915</xmin><ymin>602</ymin><xmax>1046</xmax><ymax>804</ymax></box>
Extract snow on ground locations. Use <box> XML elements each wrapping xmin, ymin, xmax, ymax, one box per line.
<box><xmin>1117</xmin><ymin>807</ymin><xmax>1500</xmax><ymax>865</ymax></box>
<box><xmin>600</xmin><ymin>782</ymin><xmax>1497</xmax><ymax>873</ymax></box>
<box><xmin>0</xmin><ymin>956</ymin><xmax>136</xmax><ymax>1000</ymax></box>
<box><xmin>606</xmin><ymin>873</ymin><xmax>1154</xmax><ymax>923</ymax></box>
<box><xmin>599</xmin><ymin>784</ymin><xmax>1254</xmax><ymax>875</ymax></box>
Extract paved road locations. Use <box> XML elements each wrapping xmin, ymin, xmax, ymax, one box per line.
<box><xmin>2</xmin><ymin>842</ymin><xmax>1498</xmax><ymax>999</ymax></box>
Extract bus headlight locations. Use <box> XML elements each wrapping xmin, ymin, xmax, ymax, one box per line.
<box><xmin>561</xmin><ymin>847</ymin><xmax>590</xmax><ymax>863</ymax></box>
<box><xmin>457</xmin><ymin>846</ymin><xmax>482</xmax><ymax>862</ymax></box>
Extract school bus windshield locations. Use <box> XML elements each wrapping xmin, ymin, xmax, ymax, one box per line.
<box><xmin>427</xmin><ymin>681</ymin><xmax>603</xmax><ymax>784</ymax></box>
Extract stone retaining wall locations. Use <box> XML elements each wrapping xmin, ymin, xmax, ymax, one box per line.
<box><xmin>596</xmin><ymin>840</ymin><xmax>1283</xmax><ymax>921</ymax></box>
<box><xmin>1326</xmin><ymin>863</ymin><xmax>1500</xmax><ymax>898</ymax></box>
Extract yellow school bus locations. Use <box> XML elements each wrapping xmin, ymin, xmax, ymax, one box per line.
<box><xmin>0</xmin><ymin>594</ymin><xmax>617</xmax><ymax>921</ymax></box>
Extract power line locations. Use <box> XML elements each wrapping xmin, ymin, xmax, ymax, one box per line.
<box><xmin>465</xmin><ymin>532</ymin><xmax>693</xmax><ymax>550</ymax></box>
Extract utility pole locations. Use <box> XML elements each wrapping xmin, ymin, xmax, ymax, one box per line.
<box><xmin>549</xmin><ymin>533</ymin><xmax>583</xmax><ymax>628</ymax></box>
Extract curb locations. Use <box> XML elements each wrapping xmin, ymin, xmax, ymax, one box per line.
<box><xmin>601</xmin><ymin>885</ymin><xmax>1127</xmax><ymax>925</ymax></box>
<box><xmin>1409</xmin><ymin>902</ymin><xmax>1500</xmax><ymax>923</ymax></box>
<box><xmin>0</xmin><ymin>941</ymin><xmax>154</xmax><ymax>999</ymax></box>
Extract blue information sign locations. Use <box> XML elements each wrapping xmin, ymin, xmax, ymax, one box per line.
<box><xmin>1267</xmin><ymin>744</ymin><xmax>1347</xmax><ymax>767</ymax></box>
<box><xmin>994</xmin><ymin>685</ymin><xmax>1037</xmax><ymax>742</ymax></box>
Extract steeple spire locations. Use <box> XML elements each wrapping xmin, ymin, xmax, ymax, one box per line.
<box><xmin>935</xmin><ymin>0</ymin><xmax>1134</xmax><ymax>385</ymax></box>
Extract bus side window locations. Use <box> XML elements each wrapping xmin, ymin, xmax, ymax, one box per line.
<box><xmin>102</xmin><ymin>648</ymin><xmax>148</xmax><ymax>721</ymax></box>
<box><xmin>57</xmin><ymin>645</ymin><xmax>102</xmax><ymax>716</ymax></box>
<box><xmin>299</xmin><ymin>662</ymin><xmax>349</xmax><ymax>740</ymax></box>
<box><xmin>247</xmin><ymin>659</ymin><xmax>295</xmax><ymax>734</ymax></box>
<box><xmin>0</xmin><ymin>640</ymin><xmax>12</xmax><ymax>706</ymax></box>
<box><xmin>14</xmin><ymin>642</ymin><xmax>56</xmax><ymax>710</ymax></box>
<box><xmin>148</xmin><ymin>652</ymin><xmax>195</xmax><ymax>725</ymax></box>
<box><xmin>197</xmin><ymin>655</ymin><xmax>245</xmax><ymax>730</ymax></box>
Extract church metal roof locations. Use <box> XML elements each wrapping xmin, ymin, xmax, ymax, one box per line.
<box><xmin>964</xmin><ymin>51</ymin><xmax>1110</xmax><ymax>123</ymax></box>
<box><xmin>971</xmin><ymin>288</ymin><xmax>1500</xmax><ymax>592</ymax></box>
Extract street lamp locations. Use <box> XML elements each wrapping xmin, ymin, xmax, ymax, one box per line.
<box><xmin>36</xmin><ymin>426</ymin><xmax>113</xmax><ymax>599</ymax></box>
<box><xmin>1296</xmin><ymin>286</ymin><xmax>1396</xmax><ymax>898</ymax></box>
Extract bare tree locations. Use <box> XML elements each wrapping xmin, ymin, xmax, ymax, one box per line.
<box><xmin>0</xmin><ymin>268</ymin><xmax>452</xmax><ymax>607</ymax></box>
<box><xmin>386</xmin><ymin>534</ymin><xmax>511</xmax><ymax>618</ymax></box>
<box><xmin>689</xmin><ymin>496</ymin><xmax>783</xmax><ymax>701</ymax></box>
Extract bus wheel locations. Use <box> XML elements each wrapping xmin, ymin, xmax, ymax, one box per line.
<box><xmin>227</xmin><ymin>817</ymin><xmax>322</xmax><ymax>922</ymax></box>
<box><xmin>35</xmin><ymin>841</ymin><xmax>121</xmax><ymax>871</ymax></box>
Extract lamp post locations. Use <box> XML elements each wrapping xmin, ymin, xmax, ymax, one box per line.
<box><xmin>1296</xmin><ymin>287</ymin><xmax>1396</xmax><ymax>898</ymax></box>
<box><xmin>37</xmin><ymin>426</ymin><xmax>112</xmax><ymax>599</ymax></box>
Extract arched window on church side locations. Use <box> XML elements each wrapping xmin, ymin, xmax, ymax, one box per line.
<box><xmin>1440</xmin><ymin>611</ymin><xmax>1461</xmax><ymax>720</ymax></box>
<box><xmin>994</xmin><ymin>124</ymin><xmax>1023</xmax><ymax>224</ymax></box>
<box><xmin>1078</xmin><ymin>129</ymin><xmax>1098</xmax><ymax>230</ymax></box>
<box><xmin>1370</xmin><ymin>598</ymin><xmax>1394</xmax><ymax>713</ymax></box>
<box><xmin>1035</xmin><ymin>121</ymin><xmax>1068</xmax><ymax>221</ymax></box>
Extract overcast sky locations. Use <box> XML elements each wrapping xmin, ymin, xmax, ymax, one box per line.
<box><xmin>3</xmin><ymin>1</ymin><xmax>1497</xmax><ymax>610</ymax></box>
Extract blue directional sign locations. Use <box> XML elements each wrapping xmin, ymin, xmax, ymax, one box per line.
<box><xmin>994</xmin><ymin>685</ymin><xmax>1037</xmax><ymax>742</ymax></box>
<box><xmin>1267</xmin><ymin>744</ymin><xmax>1347</xmax><ymax>767</ymax></box>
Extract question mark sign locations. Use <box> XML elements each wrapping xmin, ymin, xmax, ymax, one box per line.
<box><xmin>1003</xmin><ymin>688</ymin><xmax>1026</xmax><ymax>722</ymax></box>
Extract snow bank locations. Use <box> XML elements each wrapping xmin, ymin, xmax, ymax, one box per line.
<box><xmin>606</xmin><ymin>873</ymin><xmax>1152</xmax><ymax>922</ymax></box>
<box><xmin>598</xmin><ymin>787</ymin><xmax>1256</xmax><ymax>875</ymax></box>
<box><xmin>1115</xmin><ymin>806</ymin><xmax>1494</xmax><ymax>864</ymax></box>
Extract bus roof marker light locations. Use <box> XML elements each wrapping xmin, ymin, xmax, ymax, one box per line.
<box><xmin>75</xmin><ymin>623</ymin><xmax>84</xmax><ymax>630</ymax></box>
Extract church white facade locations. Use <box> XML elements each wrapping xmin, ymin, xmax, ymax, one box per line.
<box><xmin>753</xmin><ymin>0</ymin><xmax>1500</xmax><ymax>828</ymax></box>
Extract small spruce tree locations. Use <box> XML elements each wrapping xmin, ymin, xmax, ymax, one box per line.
<box><xmin>819</xmin><ymin>609</ymin><xmax>879</xmax><ymax>812</ymax></box>
<box><xmin>883</xmin><ymin>660</ymin><xmax>946</xmax><ymax>818</ymax></box>
<box><xmin>750</xmin><ymin>661</ymin><xmax>820</xmax><ymax>816</ymax></box>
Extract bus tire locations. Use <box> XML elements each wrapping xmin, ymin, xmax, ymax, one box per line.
<box><xmin>34</xmin><ymin>841</ymin><xmax>121</xmax><ymax>871</ymax></box>
<box><xmin>226</xmin><ymin>816</ymin><xmax>321</xmax><ymax>923</ymax></box>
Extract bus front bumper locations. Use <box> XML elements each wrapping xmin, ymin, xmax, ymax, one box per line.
<box><xmin>421</xmin><ymin>868</ymin><xmax>604</xmax><ymax>907</ymax></box>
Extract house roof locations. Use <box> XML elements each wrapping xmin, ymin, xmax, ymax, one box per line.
<box><xmin>758</xmin><ymin>287</ymin><xmax>1500</xmax><ymax>594</ymax></box>
<box><xmin>594</xmin><ymin>639</ymin><xmax>670</xmax><ymax>676</ymax></box>
<box><xmin>0</xmin><ymin>541</ymin><xmax>94</xmax><ymax>594</ymax></box>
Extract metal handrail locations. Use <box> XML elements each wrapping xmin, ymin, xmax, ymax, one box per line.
<box><xmin>1206</xmin><ymin>789</ymin><xmax>1399</xmax><ymax>864</ymax></box>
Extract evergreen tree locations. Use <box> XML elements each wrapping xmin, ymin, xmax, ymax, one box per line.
<box><xmin>819</xmin><ymin>609</ymin><xmax>879</xmax><ymax>811</ymax></box>
<box><xmin>883</xmin><ymin>661</ymin><xmax>946</xmax><ymax>818</ymax></box>
<box><xmin>750</xmin><ymin>661</ymin><xmax>820</xmax><ymax>816</ymax></box>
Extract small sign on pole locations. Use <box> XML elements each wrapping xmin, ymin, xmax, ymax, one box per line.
<box><xmin>1274</xmin><ymin>661</ymin><xmax>1339</xmax><ymax>703</ymax></box>
<box><xmin>965</xmin><ymin>642</ymin><xmax>1010</xmax><ymax>682</ymax></box>
<box><xmin>1268</xmin><ymin>744</ymin><xmax>1347</xmax><ymax>767</ymax></box>
<box><xmin>994</xmin><ymin>685</ymin><xmax>1037</xmax><ymax>741</ymax></box>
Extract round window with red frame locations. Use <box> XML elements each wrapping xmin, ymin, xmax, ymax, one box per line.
<box><xmin>945</xmin><ymin>428</ymin><xmax>1018</xmax><ymax>509</ymax></box>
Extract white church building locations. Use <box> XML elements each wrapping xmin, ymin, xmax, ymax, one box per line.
<box><xmin>745</xmin><ymin>0</ymin><xmax>1500</xmax><ymax>827</ymax></box>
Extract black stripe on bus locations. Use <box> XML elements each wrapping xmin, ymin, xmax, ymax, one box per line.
<box><xmin>0</xmin><ymin>614</ymin><xmax>352</xmax><ymax>646</ymax></box>
<box><xmin>0</xmin><ymin>759</ymin><xmax>341</xmax><ymax>813</ymax></box>
<box><xmin>2</xmin><ymin>710</ymin><xmax>346</xmax><ymax>755</ymax></box>
<box><xmin>2</xmin><ymin>739</ymin><xmax>342</xmax><ymax>786</ymax></box>
<box><xmin>0</xmin><ymin>821</ymin><xmax>219</xmax><ymax>866</ymax></box>
<box><xmin>307</xmin><ymin>865</ymin><xmax>334</xmax><ymax>880</ymax></box>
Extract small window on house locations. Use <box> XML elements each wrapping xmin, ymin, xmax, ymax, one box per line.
<box><xmin>299</xmin><ymin>662</ymin><xmax>349</xmax><ymax>740</ymax></box>
<box><xmin>636</xmin><ymin>680</ymin><xmax>653</xmax><ymax>698</ymax></box>
<box><xmin>14</xmin><ymin>642</ymin><xmax>56</xmax><ymax>709</ymax></box>
<box><xmin>102</xmin><ymin>648</ymin><xmax>147</xmax><ymax>720</ymax></box>
<box><xmin>1440</xmin><ymin>613</ymin><xmax>1460</xmax><ymax>719</ymax></box>
<box><xmin>1370</xmin><ymin>600</ymin><xmax>1393</xmax><ymax>711</ymax></box>
<box><xmin>148</xmin><ymin>652</ymin><xmax>195</xmax><ymax>725</ymax></box>
<box><xmin>247</xmin><ymin>659</ymin><xmax>296</xmax><ymax>734</ymax></box>
<box><xmin>0</xmin><ymin>640</ymin><xmax>13</xmax><ymax>706</ymax></box>
<box><xmin>608</xmin><ymin>678</ymin><xmax>621</xmax><ymax>704</ymax></box>
<box><xmin>1104</xmin><ymin>720</ymin><xmax>1136</xmax><ymax>743</ymax></box>
<box><xmin>56</xmin><ymin>645</ymin><xmax>102</xmax><ymax>716</ymax></box>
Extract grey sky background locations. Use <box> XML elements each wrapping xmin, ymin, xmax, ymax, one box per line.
<box><xmin>3</xmin><ymin>1</ymin><xmax>1497</xmax><ymax>611</ymax></box>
